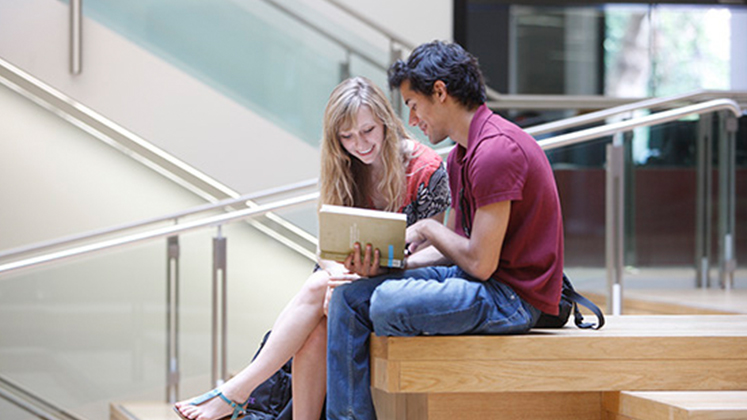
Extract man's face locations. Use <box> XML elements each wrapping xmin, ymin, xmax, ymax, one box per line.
<box><xmin>400</xmin><ymin>80</ymin><xmax>448</xmax><ymax>145</ymax></box>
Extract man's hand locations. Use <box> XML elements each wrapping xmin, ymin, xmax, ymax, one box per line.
<box><xmin>343</xmin><ymin>242</ymin><xmax>382</xmax><ymax>278</ymax></box>
<box><xmin>406</xmin><ymin>219</ymin><xmax>435</xmax><ymax>255</ymax></box>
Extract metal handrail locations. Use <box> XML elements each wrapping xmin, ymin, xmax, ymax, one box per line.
<box><xmin>0</xmin><ymin>98</ymin><xmax>741</xmax><ymax>277</ymax></box>
<box><xmin>0</xmin><ymin>193</ymin><xmax>319</xmax><ymax>275</ymax></box>
<box><xmin>0</xmin><ymin>56</ymin><xmax>319</xmax><ymax>260</ymax></box>
<box><xmin>527</xmin><ymin>90</ymin><xmax>747</xmax><ymax>137</ymax></box>
<box><xmin>538</xmin><ymin>98</ymin><xmax>743</xmax><ymax>150</ymax></box>
<box><xmin>322</xmin><ymin>0</ymin><xmax>415</xmax><ymax>51</ymax></box>
<box><xmin>259</xmin><ymin>0</ymin><xmax>389</xmax><ymax>72</ymax></box>
<box><xmin>0</xmin><ymin>178</ymin><xmax>318</xmax><ymax>261</ymax></box>
<box><xmin>435</xmin><ymin>93</ymin><xmax>746</xmax><ymax>157</ymax></box>
<box><xmin>0</xmin><ymin>57</ymin><xmax>235</xmax><ymax>204</ymax></box>
<box><xmin>0</xmin><ymin>374</ymin><xmax>87</xmax><ymax>420</ymax></box>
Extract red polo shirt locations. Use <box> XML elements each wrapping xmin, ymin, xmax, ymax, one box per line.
<box><xmin>447</xmin><ymin>104</ymin><xmax>563</xmax><ymax>315</ymax></box>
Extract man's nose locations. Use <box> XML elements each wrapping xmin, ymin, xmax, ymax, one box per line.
<box><xmin>408</xmin><ymin>110</ymin><xmax>419</xmax><ymax>126</ymax></box>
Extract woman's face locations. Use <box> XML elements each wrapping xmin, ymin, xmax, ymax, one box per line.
<box><xmin>338</xmin><ymin>105</ymin><xmax>385</xmax><ymax>166</ymax></box>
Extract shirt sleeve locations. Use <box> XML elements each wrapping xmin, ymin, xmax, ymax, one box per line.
<box><xmin>469</xmin><ymin>134</ymin><xmax>527</xmax><ymax>209</ymax></box>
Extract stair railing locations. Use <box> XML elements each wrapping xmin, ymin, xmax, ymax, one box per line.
<box><xmin>0</xmin><ymin>374</ymin><xmax>88</xmax><ymax>420</ymax></box>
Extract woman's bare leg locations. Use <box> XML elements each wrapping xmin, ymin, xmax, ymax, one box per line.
<box><xmin>291</xmin><ymin>318</ymin><xmax>327</xmax><ymax>420</ymax></box>
<box><xmin>175</xmin><ymin>269</ymin><xmax>330</xmax><ymax>420</ymax></box>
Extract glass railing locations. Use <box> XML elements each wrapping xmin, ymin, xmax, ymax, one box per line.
<box><xmin>67</xmin><ymin>0</ymin><xmax>394</xmax><ymax>148</ymax></box>
<box><xmin>0</xmin><ymin>220</ymin><xmax>317</xmax><ymax>420</ymax></box>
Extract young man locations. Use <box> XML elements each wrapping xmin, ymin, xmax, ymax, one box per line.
<box><xmin>325</xmin><ymin>41</ymin><xmax>564</xmax><ymax>419</ymax></box>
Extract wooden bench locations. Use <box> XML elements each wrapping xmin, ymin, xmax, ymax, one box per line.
<box><xmin>370</xmin><ymin>315</ymin><xmax>747</xmax><ymax>420</ymax></box>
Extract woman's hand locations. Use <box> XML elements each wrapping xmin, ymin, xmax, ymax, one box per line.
<box><xmin>343</xmin><ymin>242</ymin><xmax>382</xmax><ymax>278</ymax></box>
<box><xmin>323</xmin><ymin>272</ymin><xmax>360</xmax><ymax>315</ymax></box>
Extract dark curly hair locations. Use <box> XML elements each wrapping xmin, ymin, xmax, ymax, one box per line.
<box><xmin>388</xmin><ymin>41</ymin><xmax>486</xmax><ymax>110</ymax></box>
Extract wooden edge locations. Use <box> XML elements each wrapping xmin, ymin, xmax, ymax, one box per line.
<box><xmin>372</xmin><ymin>357</ymin><xmax>401</xmax><ymax>392</ymax></box>
<box><xmin>371</xmin><ymin>334</ymin><xmax>388</xmax><ymax>358</ymax></box>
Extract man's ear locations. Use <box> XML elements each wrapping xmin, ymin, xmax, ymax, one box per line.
<box><xmin>433</xmin><ymin>80</ymin><xmax>447</xmax><ymax>103</ymax></box>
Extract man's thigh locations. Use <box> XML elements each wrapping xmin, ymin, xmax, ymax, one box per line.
<box><xmin>369</xmin><ymin>268</ymin><xmax>532</xmax><ymax>336</ymax></box>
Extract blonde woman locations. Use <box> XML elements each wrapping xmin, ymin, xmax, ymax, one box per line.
<box><xmin>175</xmin><ymin>77</ymin><xmax>450</xmax><ymax>420</ymax></box>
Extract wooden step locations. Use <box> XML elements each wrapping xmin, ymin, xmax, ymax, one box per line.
<box><xmin>371</xmin><ymin>315</ymin><xmax>747</xmax><ymax>420</ymax></box>
<box><xmin>372</xmin><ymin>315</ymin><xmax>747</xmax><ymax>394</ymax></box>
<box><xmin>603</xmin><ymin>391</ymin><xmax>747</xmax><ymax>420</ymax></box>
<box><xmin>110</xmin><ymin>401</ymin><xmax>174</xmax><ymax>420</ymax></box>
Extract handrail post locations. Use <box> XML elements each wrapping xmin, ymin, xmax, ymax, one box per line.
<box><xmin>166</xmin><ymin>235</ymin><xmax>180</xmax><ymax>403</ymax></box>
<box><xmin>389</xmin><ymin>41</ymin><xmax>403</xmax><ymax>116</ymax></box>
<box><xmin>718</xmin><ymin>113</ymin><xmax>737</xmax><ymax>289</ymax></box>
<box><xmin>212</xmin><ymin>227</ymin><xmax>228</xmax><ymax>386</ymax></box>
<box><xmin>69</xmin><ymin>0</ymin><xmax>82</xmax><ymax>75</ymax></box>
<box><xmin>695</xmin><ymin>113</ymin><xmax>713</xmax><ymax>288</ymax></box>
<box><xmin>340</xmin><ymin>51</ymin><xmax>351</xmax><ymax>82</ymax></box>
<box><xmin>606</xmin><ymin>134</ymin><xmax>625</xmax><ymax>315</ymax></box>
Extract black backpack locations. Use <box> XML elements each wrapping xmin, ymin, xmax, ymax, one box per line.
<box><xmin>239</xmin><ymin>330</ymin><xmax>293</xmax><ymax>420</ymax></box>
<box><xmin>239</xmin><ymin>331</ymin><xmax>326</xmax><ymax>420</ymax></box>
<box><xmin>535</xmin><ymin>274</ymin><xmax>605</xmax><ymax>329</ymax></box>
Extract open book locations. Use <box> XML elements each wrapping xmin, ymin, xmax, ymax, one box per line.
<box><xmin>318</xmin><ymin>204</ymin><xmax>407</xmax><ymax>268</ymax></box>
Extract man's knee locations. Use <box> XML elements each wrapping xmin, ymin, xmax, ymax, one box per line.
<box><xmin>328</xmin><ymin>279</ymin><xmax>376</xmax><ymax>319</ymax></box>
<box><xmin>369</xmin><ymin>282</ymin><xmax>410</xmax><ymax>335</ymax></box>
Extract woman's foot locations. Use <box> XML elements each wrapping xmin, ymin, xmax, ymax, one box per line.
<box><xmin>173</xmin><ymin>384</ymin><xmax>248</xmax><ymax>420</ymax></box>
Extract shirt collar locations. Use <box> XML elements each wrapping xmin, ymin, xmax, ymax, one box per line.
<box><xmin>456</xmin><ymin>104</ymin><xmax>491</xmax><ymax>163</ymax></box>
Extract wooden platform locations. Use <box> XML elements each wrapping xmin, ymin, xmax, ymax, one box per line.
<box><xmin>370</xmin><ymin>315</ymin><xmax>747</xmax><ymax>420</ymax></box>
<box><xmin>583</xmin><ymin>289</ymin><xmax>747</xmax><ymax>315</ymax></box>
<box><xmin>110</xmin><ymin>402</ymin><xmax>175</xmax><ymax>420</ymax></box>
<box><xmin>604</xmin><ymin>391</ymin><xmax>747</xmax><ymax>420</ymax></box>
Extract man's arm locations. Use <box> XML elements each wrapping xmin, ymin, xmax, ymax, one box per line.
<box><xmin>406</xmin><ymin>200</ymin><xmax>511</xmax><ymax>280</ymax></box>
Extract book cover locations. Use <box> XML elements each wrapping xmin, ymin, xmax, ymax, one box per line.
<box><xmin>318</xmin><ymin>204</ymin><xmax>407</xmax><ymax>268</ymax></box>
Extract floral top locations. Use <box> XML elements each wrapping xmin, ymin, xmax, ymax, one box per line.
<box><xmin>398</xmin><ymin>141</ymin><xmax>451</xmax><ymax>226</ymax></box>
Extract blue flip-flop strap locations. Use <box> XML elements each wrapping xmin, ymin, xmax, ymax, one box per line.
<box><xmin>189</xmin><ymin>388</ymin><xmax>246</xmax><ymax>420</ymax></box>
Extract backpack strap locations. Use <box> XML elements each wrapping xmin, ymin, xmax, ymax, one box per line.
<box><xmin>564</xmin><ymin>280</ymin><xmax>605</xmax><ymax>330</ymax></box>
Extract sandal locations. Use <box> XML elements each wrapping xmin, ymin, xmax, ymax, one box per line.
<box><xmin>173</xmin><ymin>388</ymin><xmax>249</xmax><ymax>420</ymax></box>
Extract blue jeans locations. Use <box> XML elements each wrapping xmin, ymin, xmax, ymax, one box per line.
<box><xmin>326</xmin><ymin>265</ymin><xmax>540</xmax><ymax>420</ymax></box>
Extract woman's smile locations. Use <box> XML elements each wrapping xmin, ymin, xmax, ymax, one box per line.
<box><xmin>358</xmin><ymin>145</ymin><xmax>374</xmax><ymax>156</ymax></box>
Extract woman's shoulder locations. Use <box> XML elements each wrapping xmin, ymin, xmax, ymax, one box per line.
<box><xmin>404</xmin><ymin>140</ymin><xmax>444</xmax><ymax>175</ymax></box>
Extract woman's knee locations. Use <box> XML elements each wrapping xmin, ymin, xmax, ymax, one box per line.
<box><xmin>301</xmin><ymin>270</ymin><xmax>331</xmax><ymax>301</ymax></box>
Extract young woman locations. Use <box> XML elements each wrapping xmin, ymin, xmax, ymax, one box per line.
<box><xmin>174</xmin><ymin>77</ymin><xmax>450</xmax><ymax>420</ymax></box>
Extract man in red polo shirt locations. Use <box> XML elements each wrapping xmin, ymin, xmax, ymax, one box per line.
<box><xmin>326</xmin><ymin>41</ymin><xmax>564</xmax><ymax>419</ymax></box>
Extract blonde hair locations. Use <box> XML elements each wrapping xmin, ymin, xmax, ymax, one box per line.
<box><xmin>320</xmin><ymin>77</ymin><xmax>410</xmax><ymax>212</ymax></box>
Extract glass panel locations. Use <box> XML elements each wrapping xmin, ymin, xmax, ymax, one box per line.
<box><xmin>630</xmin><ymin>118</ymin><xmax>700</xmax><ymax>267</ymax></box>
<box><xmin>0</xmin><ymin>242</ymin><xmax>169</xmax><ymax>419</ymax></box>
<box><xmin>72</xmin><ymin>0</ymin><xmax>393</xmax><ymax>148</ymax></box>
<box><xmin>0</xmin><ymin>220</ymin><xmax>315</xmax><ymax>418</ymax></box>
<box><xmin>549</xmin><ymin>115</ymin><xmax>722</xmax><ymax>270</ymax></box>
<box><xmin>550</xmin><ymin>137</ymin><xmax>611</xmax><ymax>268</ymax></box>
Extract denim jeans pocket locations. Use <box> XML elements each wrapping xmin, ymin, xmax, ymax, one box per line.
<box><xmin>474</xmin><ymin>280</ymin><xmax>534</xmax><ymax>334</ymax></box>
